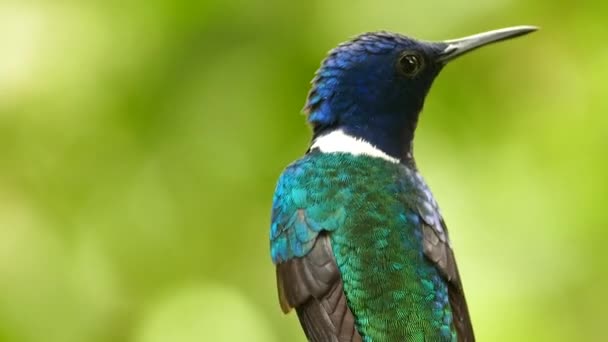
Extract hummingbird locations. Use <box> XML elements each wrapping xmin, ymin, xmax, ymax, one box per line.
<box><xmin>270</xmin><ymin>26</ymin><xmax>536</xmax><ymax>341</ymax></box>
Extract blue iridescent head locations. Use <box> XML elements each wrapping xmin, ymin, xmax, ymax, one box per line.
<box><xmin>305</xmin><ymin>26</ymin><xmax>537</xmax><ymax>161</ymax></box>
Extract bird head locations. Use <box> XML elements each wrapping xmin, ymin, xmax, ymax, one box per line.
<box><xmin>305</xmin><ymin>26</ymin><xmax>537</xmax><ymax>161</ymax></box>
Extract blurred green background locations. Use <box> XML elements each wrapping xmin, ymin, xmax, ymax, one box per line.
<box><xmin>0</xmin><ymin>1</ymin><xmax>606</xmax><ymax>341</ymax></box>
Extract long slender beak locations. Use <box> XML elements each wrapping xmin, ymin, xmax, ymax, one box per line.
<box><xmin>436</xmin><ymin>25</ymin><xmax>538</xmax><ymax>63</ymax></box>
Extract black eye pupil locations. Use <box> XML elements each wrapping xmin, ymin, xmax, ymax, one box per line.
<box><xmin>399</xmin><ymin>53</ymin><xmax>422</xmax><ymax>76</ymax></box>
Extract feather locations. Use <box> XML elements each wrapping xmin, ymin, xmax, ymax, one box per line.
<box><xmin>277</xmin><ymin>234</ymin><xmax>362</xmax><ymax>342</ymax></box>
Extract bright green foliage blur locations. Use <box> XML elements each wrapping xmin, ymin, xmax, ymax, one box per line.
<box><xmin>0</xmin><ymin>1</ymin><xmax>606</xmax><ymax>341</ymax></box>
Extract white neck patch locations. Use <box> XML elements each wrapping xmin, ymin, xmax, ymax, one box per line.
<box><xmin>310</xmin><ymin>129</ymin><xmax>400</xmax><ymax>163</ymax></box>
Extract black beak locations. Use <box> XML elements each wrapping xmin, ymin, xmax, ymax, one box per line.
<box><xmin>436</xmin><ymin>25</ymin><xmax>538</xmax><ymax>63</ymax></box>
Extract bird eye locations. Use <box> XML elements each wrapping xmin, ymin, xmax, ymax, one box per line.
<box><xmin>397</xmin><ymin>52</ymin><xmax>425</xmax><ymax>77</ymax></box>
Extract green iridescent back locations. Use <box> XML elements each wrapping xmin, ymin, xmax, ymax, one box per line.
<box><xmin>270</xmin><ymin>151</ymin><xmax>457</xmax><ymax>341</ymax></box>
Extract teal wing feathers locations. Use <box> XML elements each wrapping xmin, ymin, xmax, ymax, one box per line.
<box><xmin>270</xmin><ymin>155</ymin><xmax>362</xmax><ymax>342</ymax></box>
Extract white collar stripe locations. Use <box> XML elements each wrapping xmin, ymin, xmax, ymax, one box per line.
<box><xmin>310</xmin><ymin>130</ymin><xmax>400</xmax><ymax>164</ymax></box>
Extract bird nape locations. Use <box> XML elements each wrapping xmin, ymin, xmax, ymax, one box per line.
<box><xmin>270</xmin><ymin>26</ymin><xmax>536</xmax><ymax>342</ymax></box>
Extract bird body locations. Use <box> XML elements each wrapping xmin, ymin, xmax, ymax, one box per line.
<box><xmin>270</xmin><ymin>26</ymin><xmax>536</xmax><ymax>341</ymax></box>
<box><xmin>272</xmin><ymin>148</ymin><xmax>457</xmax><ymax>341</ymax></box>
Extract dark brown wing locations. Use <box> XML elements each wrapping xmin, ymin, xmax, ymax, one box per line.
<box><xmin>422</xmin><ymin>220</ymin><xmax>475</xmax><ymax>342</ymax></box>
<box><xmin>276</xmin><ymin>234</ymin><xmax>362</xmax><ymax>342</ymax></box>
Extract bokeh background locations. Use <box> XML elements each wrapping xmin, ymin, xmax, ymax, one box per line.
<box><xmin>1</xmin><ymin>1</ymin><xmax>606</xmax><ymax>341</ymax></box>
